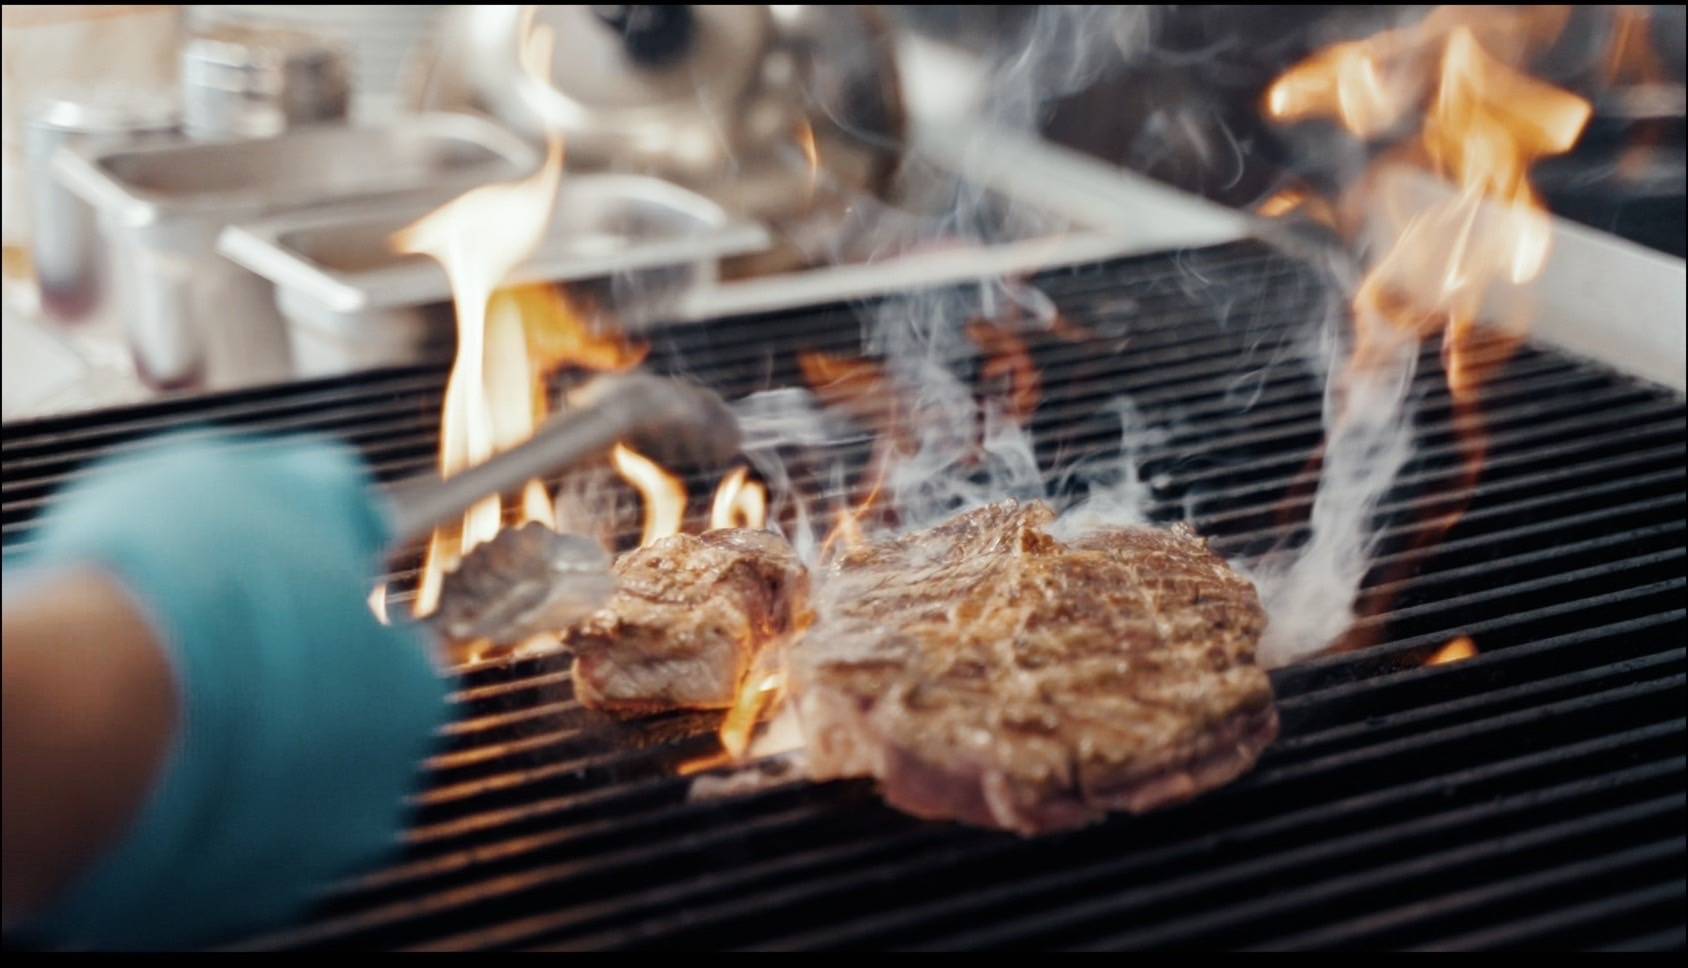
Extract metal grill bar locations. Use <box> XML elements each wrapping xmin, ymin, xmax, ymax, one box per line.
<box><xmin>3</xmin><ymin>240</ymin><xmax>1681</xmax><ymax>950</ymax></box>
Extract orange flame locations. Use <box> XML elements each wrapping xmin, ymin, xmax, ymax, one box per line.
<box><xmin>1256</xmin><ymin>185</ymin><xmax>1340</xmax><ymax>229</ymax></box>
<box><xmin>611</xmin><ymin>443</ymin><xmax>687</xmax><ymax>547</ymax></box>
<box><xmin>1350</xmin><ymin>26</ymin><xmax>1590</xmax><ymax>395</ymax></box>
<box><xmin>1426</xmin><ymin>635</ymin><xmax>1479</xmax><ymax>666</ymax></box>
<box><xmin>1268</xmin><ymin>8</ymin><xmax>1592</xmax><ymax>654</ymax></box>
<box><xmin>798</xmin><ymin>350</ymin><xmax>902</xmax><ymax>556</ymax></box>
<box><xmin>512</xmin><ymin>283</ymin><xmax>649</xmax><ymax>376</ymax></box>
<box><xmin>1258</xmin><ymin>187</ymin><xmax>1311</xmax><ymax>219</ymax></box>
<box><xmin>394</xmin><ymin>9</ymin><xmax>655</xmax><ymax>657</ymax></box>
<box><xmin>1266</xmin><ymin>6</ymin><xmax>1572</xmax><ymax>139</ymax></box>
<box><xmin>1269</xmin><ymin>9</ymin><xmax>1591</xmax><ymax>432</ymax></box>
<box><xmin>967</xmin><ymin>320</ymin><xmax>1042</xmax><ymax>425</ymax></box>
<box><xmin>1601</xmin><ymin>6</ymin><xmax>1666</xmax><ymax>87</ymax></box>
<box><xmin>819</xmin><ymin>442</ymin><xmax>893</xmax><ymax>560</ymax></box>
<box><xmin>719</xmin><ymin>670</ymin><xmax>785</xmax><ymax>761</ymax></box>
<box><xmin>795</xmin><ymin>119</ymin><xmax>820</xmax><ymax>199</ymax></box>
<box><xmin>680</xmin><ymin>655</ymin><xmax>796</xmax><ymax>775</ymax></box>
<box><xmin>797</xmin><ymin>351</ymin><xmax>896</xmax><ymax>437</ymax></box>
<box><xmin>709</xmin><ymin>465</ymin><xmax>768</xmax><ymax>531</ymax></box>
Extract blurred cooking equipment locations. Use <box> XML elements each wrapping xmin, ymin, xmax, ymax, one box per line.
<box><xmin>181</xmin><ymin>24</ymin><xmax>351</xmax><ymax>140</ymax></box>
<box><xmin>218</xmin><ymin>172</ymin><xmax>771</xmax><ymax>375</ymax></box>
<box><xmin>23</xmin><ymin>91</ymin><xmax>179</xmax><ymax>320</ymax></box>
<box><xmin>0</xmin><ymin>5</ymin><xmax>182</xmax><ymax>269</ymax></box>
<box><xmin>184</xmin><ymin>5</ymin><xmax>446</xmax><ymax>121</ymax></box>
<box><xmin>410</xmin><ymin>4</ymin><xmax>905</xmax><ymax>224</ymax></box>
<box><xmin>53</xmin><ymin>112</ymin><xmax>537</xmax><ymax>390</ymax></box>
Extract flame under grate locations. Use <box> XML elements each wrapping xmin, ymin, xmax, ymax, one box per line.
<box><xmin>1</xmin><ymin>241</ymin><xmax>1682</xmax><ymax>950</ymax></box>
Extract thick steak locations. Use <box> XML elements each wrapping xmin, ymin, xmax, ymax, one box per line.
<box><xmin>569</xmin><ymin>529</ymin><xmax>810</xmax><ymax>716</ymax></box>
<box><xmin>790</xmin><ymin>501</ymin><xmax>1277</xmax><ymax>835</ymax></box>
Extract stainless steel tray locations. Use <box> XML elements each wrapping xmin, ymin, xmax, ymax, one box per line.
<box><xmin>59</xmin><ymin>112</ymin><xmax>538</xmax><ymax>228</ymax></box>
<box><xmin>53</xmin><ymin>113</ymin><xmax>540</xmax><ymax>390</ymax></box>
<box><xmin>217</xmin><ymin>173</ymin><xmax>772</xmax><ymax>374</ymax></box>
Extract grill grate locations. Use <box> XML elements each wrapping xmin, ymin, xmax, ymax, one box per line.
<box><xmin>2</xmin><ymin>241</ymin><xmax>1682</xmax><ymax>950</ymax></box>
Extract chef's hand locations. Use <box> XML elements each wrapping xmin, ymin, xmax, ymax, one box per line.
<box><xmin>1</xmin><ymin>433</ymin><xmax>447</xmax><ymax>949</ymax></box>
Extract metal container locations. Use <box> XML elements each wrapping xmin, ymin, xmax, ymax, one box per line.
<box><xmin>181</xmin><ymin>25</ymin><xmax>351</xmax><ymax>140</ymax></box>
<box><xmin>23</xmin><ymin>93</ymin><xmax>180</xmax><ymax>320</ymax></box>
<box><xmin>217</xmin><ymin>173</ymin><xmax>772</xmax><ymax>376</ymax></box>
<box><xmin>52</xmin><ymin>113</ymin><xmax>538</xmax><ymax>390</ymax></box>
<box><xmin>186</xmin><ymin>5</ymin><xmax>446</xmax><ymax>121</ymax></box>
<box><xmin>410</xmin><ymin>5</ymin><xmax>905</xmax><ymax>224</ymax></box>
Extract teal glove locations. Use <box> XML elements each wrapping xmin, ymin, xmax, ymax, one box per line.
<box><xmin>14</xmin><ymin>432</ymin><xmax>448</xmax><ymax>949</ymax></box>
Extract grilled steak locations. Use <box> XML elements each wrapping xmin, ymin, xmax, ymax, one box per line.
<box><xmin>569</xmin><ymin>529</ymin><xmax>810</xmax><ymax>716</ymax></box>
<box><xmin>789</xmin><ymin>500</ymin><xmax>1276</xmax><ymax>835</ymax></box>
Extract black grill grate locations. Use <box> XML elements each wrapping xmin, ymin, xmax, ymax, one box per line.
<box><xmin>2</xmin><ymin>241</ymin><xmax>1682</xmax><ymax>950</ymax></box>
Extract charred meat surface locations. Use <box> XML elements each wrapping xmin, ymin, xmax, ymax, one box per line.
<box><xmin>790</xmin><ymin>501</ymin><xmax>1277</xmax><ymax>835</ymax></box>
<box><xmin>569</xmin><ymin>529</ymin><xmax>810</xmax><ymax>716</ymax></box>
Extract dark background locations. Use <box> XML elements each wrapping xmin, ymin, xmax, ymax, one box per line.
<box><xmin>894</xmin><ymin>5</ymin><xmax>1688</xmax><ymax>258</ymax></box>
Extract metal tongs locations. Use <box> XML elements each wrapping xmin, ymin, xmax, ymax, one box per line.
<box><xmin>385</xmin><ymin>373</ymin><xmax>741</xmax><ymax>644</ymax></box>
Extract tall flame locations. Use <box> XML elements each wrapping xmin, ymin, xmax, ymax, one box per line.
<box><xmin>392</xmin><ymin>9</ymin><xmax>644</xmax><ymax>638</ymax></box>
<box><xmin>795</xmin><ymin>119</ymin><xmax>820</xmax><ymax>200</ymax></box>
<box><xmin>1353</xmin><ymin>26</ymin><xmax>1591</xmax><ymax>395</ymax></box>
<box><xmin>1268</xmin><ymin>10</ymin><xmax>1591</xmax><ymax>469</ymax></box>
<box><xmin>1266</xmin><ymin>6</ymin><xmax>1573</xmax><ymax>139</ymax></box>
<box><xmin>1259</xmin><ymin>8</ymin><xmax>1591</xmax><ymax>663</ymax></box>
<box><xmin>394</xmin><ymin>9</ymin><xmax>564</xmax><ymax>620</ymax></box>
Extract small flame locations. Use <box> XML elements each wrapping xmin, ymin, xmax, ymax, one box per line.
<box><xmin>819</xmin><ymin>442</ymin><xmax>892</xmax><ymax>559</ymax></box>
<box><xmin>797</xmin><ymin>351</ymin><xmax>897</xmax><ymax>438</ymax></box>
<box><xmin>612</xmin><ymin>443</ymin><xmax>687</xmax><ymax>547</ymax></box>
<box><xmin>510</xmin><ymin>283</ymin><xmax>649</xmax><ymax>375</ymax></box>
<box><xmin>709</xmin><ymin>465</ymin><xmax>769</xmax><ymax>531</ymax></box>
<box><xmin>967</xmin><ymin>321</ymin><xmax>1042</xmax><ymax>425</ymax></box>
<box><xmin>1598</xmin><ymin>8</ymin><xmax>1670</xmax><ymax>186</ymax></box>
<box><xmin>1258</xmin><ymin>187</ymin><xmax>1310</xmax><ymax>218</ymax></box>
<box><xmin>719</xmin><ymin>671</ymin><xmax>785</xmax><ymax>760</ymax></box>
<box><xmin>367</xmin><ymin>581</ymin><xmax>390</xmax><ymax>626</ymax></box>
<box><xmin>1426</xmin><ymin>635</ymin><xmax>1478</xmax><ymax>666</ymax></box>
<box><xmin>795</xmin><ymin>119</ymin><xmax>820</xmax><ymax>199</ymax></box>
<box><xmin>798</xmin><ymin>350</ymin><xmax>902</xmax><ymax>556</ymax></box>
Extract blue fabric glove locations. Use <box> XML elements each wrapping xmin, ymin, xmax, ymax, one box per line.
<box><xmin>12</xmin><ymin>432</ymin><xmax>448</xmax><ymax>950</ymax></box>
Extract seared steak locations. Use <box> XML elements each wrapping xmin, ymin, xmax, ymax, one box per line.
<box><xmin>790</xmin><ymin>501</ymin><xmax>1276</xmax><ymax>835</ymax></box>
<box><xmin>569</xmin><ymin>529</ymin><xmax>810</xmax><ymax>716</ymax></box>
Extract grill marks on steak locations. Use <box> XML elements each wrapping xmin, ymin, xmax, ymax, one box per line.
<box><xmin>790</xmin><ymin>501</ymin><xmax>1277</xmax><ymax>835</ymax></box>
<box><xmin>568</xmin><ymin>529</ymin><xmax>810</xmax><ymax>716</ymax></box>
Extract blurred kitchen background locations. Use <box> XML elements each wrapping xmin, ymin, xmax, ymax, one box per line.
<box><xmin>4</xmin><ymin>5</ymin><xmax>1683</xmax><ymax>420</ymax></box>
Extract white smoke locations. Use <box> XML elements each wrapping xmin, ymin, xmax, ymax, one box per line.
<box><xmin>1049</xmin><ymin>397</ymin><xmax>1167</xmax><ymax>540</ymax></box>
<box><xmin>846</xmin><ymin>7</ymin><xmax>1161</xmax><ymax>534</ymax></box>
<box><xmin>1249</xmin><ymin>323</ymin><xmax>1420</xmax><ymax>667</ymax></box>
<box><xmin>723</xmin><ymin>7</ymin><xmax>1434</xmax><ymax>670</ymax></box>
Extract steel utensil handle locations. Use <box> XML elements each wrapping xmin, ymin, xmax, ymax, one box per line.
<box><xmin>383</xmin><ymin>374</ymin><xmax>742</xmax><ymax>551</ymax></box>
<box><xmin>385</xmin><ymin>381</ymin><xmax>645</xmax><ymax>550</ymax></box>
